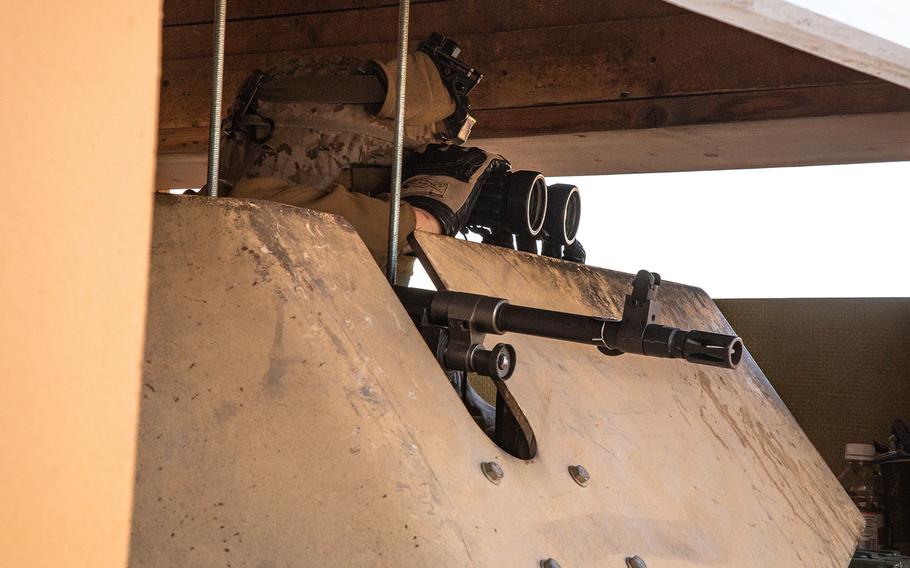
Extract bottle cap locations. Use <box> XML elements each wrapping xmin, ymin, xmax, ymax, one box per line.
<box><xmin>845</xmin><ymin>443</ymin><xmax>876</xmax><ymax>461</ymax></box>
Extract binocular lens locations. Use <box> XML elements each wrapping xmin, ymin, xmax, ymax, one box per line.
<box><xmin>506</xmin><ymin>171</ymin><xmax>548</xmax><ymax>237</ymax></box>
<box><xmin>564</xmin><ymin>188</ymin><xmax>580</xmax><ymax>243</ymax></box>
<box><xmin>468</xmin><ymin>169</ymin><xmax>549</xmax><ymax>239</ymax></box>
<box><xmin>544</xmin><ymin>184</ymin><xmax>581</xmax><ymax>245</ymax></box>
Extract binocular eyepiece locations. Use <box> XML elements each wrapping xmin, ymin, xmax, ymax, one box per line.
<box><xmin>542</xmin><ymin>183</ymin><xmax>581</xmax><ymax>247</ymax></box>
<box><xmin>468</xmin><ymin>169</ymin><xmax>548</xmax><ymax>239</ymax></box>
<box><xmin>467</xmin><ymin>173</ymin><xmax>582</xmax><ymax>257</ymax></box>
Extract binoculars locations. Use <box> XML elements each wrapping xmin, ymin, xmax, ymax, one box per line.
<box><xmin>466</xmin><ymin>170</ymin><xmax>582</xmax><ymax>261</ymax></box>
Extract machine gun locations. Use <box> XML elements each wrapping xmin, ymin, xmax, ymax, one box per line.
<box><xmin>395</xmin><ymin>269</ymin><xmax>743</xmax><ymax>381</ymax></box>
<box><xmin>396</xmin><ymin>269</ymin><xmax>742</xmax><ymax>458</ymax></box>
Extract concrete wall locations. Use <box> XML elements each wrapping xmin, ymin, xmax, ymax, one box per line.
<box><xmin>0</xmin><ymin>2</ymin><xmax>161</xmax><ymax>566</ymax></box>
<box><xmin>717</xmin><ymin>298</ymin><xmax>910</xmax><ymax>472</ymax></box>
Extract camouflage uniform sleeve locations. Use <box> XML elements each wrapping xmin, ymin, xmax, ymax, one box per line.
<box><xmin>230</xmin><ymin>177</ymin><xmax>418</xmax><ymax>270</ymax></box>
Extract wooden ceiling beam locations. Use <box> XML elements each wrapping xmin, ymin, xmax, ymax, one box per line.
<box><xmin>664</xmin><ymin>0</ymin><xmax>910</xmax><ymax>89</ymax></box>
<box><xmin>163</xmin><ymin>0</ymin><xmax>430</xmax><ymax>27</ymax></box>
<box><xmin>479</xmin><ymin>111</ymin><xmax>910</xmax><ymax>177</ymax></box>
<box><xmin>159</xmin><ymin>13</ymin><xmax>872</xmax><ymax>131</ymax></box>
<box><xmin>161</xmin><ymin>0</ymin><xmax>683</xmax><ymax>59</ymax></box>
<box><xmin>155</xmin><ymin>0</ymin><xmax>910</xmax><ymax>187</ymax></box>
<box><xmin>162</xmin><ymin>88</ymin><xmax>910</xmax><ymax>187</ymax></box>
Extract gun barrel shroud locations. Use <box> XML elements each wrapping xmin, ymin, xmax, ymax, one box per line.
<box><xmin>396</xmin><ymin>287</ymin><xmax>743</xmax><ymax>369</ymax></box>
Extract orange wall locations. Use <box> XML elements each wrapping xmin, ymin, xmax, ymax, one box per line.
<box><xmin>0</xmin><ymin>2</ymin><xmax>161</xmax><ymax>566</ymax></box>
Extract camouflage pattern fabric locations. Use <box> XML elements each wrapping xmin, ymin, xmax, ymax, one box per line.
<box><xmin>221</xmin><ymin>56</ymin><xmax>449</xmax><ymax>193</ymax></box>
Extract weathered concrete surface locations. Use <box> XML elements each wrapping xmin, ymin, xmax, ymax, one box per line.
<box><xmin>132</xmin><ymin>195</ymin><xmax>861</xmax><ymax>566</ymax></box>
<box><xmin>413</xmin><ymin>231</ymin><xmax>864</xmax><ymax>567</ymax></box>
<box><xmin>132</xmin><ymin>195</ymin><xmax>490</xmax><ymax>566</ymax></box>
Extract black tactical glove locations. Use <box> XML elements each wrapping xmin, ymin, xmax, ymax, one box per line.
<box><xmin>562</xmin><ymin>240</ymin><xmax>586</xmax><ymax>264</ymax></box>
<box><xmin>401</xmin><ymin>144</ymin><xmax>509</xmax><ymax>236</ymax></box>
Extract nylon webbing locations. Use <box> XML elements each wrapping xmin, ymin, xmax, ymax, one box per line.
<box><xmin>257</xmin><ymin>74</ymin><xmax>386</xmax><ymax>104</ymax></box>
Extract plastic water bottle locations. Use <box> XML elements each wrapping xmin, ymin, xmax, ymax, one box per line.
<box><xmin>839</xmin><ymin>443</ymin><xmax>885</xmax><ymax>551</ymax></box>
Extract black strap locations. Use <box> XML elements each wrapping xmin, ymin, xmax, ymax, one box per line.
<box><xmin>257</xmin><ymin>74</ymin><xmax>386</xmax><ymax>104</ymax></box>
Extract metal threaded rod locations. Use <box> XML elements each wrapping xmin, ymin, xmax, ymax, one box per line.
<box><xmin>206</xmin><ymin>0</ymin><xmax>228</xmax><ymax>197</ymax></box>
<box><xmin>385</xmin><ymin>0</ymin><xmax>410</xmax><ymax>283</ymax></box>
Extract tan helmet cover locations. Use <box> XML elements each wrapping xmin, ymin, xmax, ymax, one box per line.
<box><xmin>222</xmin><ymin>54</ymin><xmax>455</xmax><ymax>192</ymax></box>
<box><xmin>371</xmin><ymin>51</ymin><xmax>456</xmax><ymax>128</ymax></box>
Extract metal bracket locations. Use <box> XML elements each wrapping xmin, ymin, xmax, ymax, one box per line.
<box><xmin>418</xmin><ymin>32</ymin><xmax>483</xmax><ymax>145</ymax></box>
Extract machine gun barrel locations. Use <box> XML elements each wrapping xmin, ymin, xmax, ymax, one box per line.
<box><xmin>496</xmin><ymin>304</ymin><xmax>741</xmax><ymax>369</ymax></box>
<box><xmin>395</xmin><ymin>283</ymin><xmax>743</xmax><ymax>370</ymax></box>
<box><xmin>495</xmin><ymin>304</ymin><xmax>608</xmax><ymax>345</ymax></box>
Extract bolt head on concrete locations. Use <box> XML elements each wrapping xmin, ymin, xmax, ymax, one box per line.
<box><xmin>481</xmin><ymin>461</ymin><xmax>504</xmax><ymax>485</ymax></box>
<box><xmin>568</xmin><ymin>464</ymin><xmax>590</xmax><ymax>487</ymax></box>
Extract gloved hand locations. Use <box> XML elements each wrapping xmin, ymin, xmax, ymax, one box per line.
<box><xmin>400</xmin><ymin>144</ymin><xmax>509</xmax><ymax>237</ymax></box>
<box><xmin>371</xmin><ymin>52</ymin><xmax>456</xmax><ymax>127</ymax></box>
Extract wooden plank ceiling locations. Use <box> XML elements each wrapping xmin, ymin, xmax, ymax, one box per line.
<box><xmin>157</xmin><ymin>0</ymin><xmax>910</xmax><ymax>188</ymax></box>
<box><xmin>665</xmin><ymin>0</ymin><xmax>910</xmax><ymax>89</ymax></box>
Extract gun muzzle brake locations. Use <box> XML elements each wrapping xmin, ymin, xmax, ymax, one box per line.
<box><xmin>681</xmin><ymin>330</ymin><xmax>743</xmax><ymax>369</ymax></box>
<box><xmin>642</xmin><ymin>325</ymin><xmax>743</xmax><ymax>369</ymax></box>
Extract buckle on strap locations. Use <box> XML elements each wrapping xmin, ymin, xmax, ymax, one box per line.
<box><xmin>233</xmin><ymin>113</ymin><xmax>275</xmax><ymax>144</ymax></box>
<box><xmin>224</xmin><ymin>72</ymin><xmax>267</xmax><ymax>139</ymax></box>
